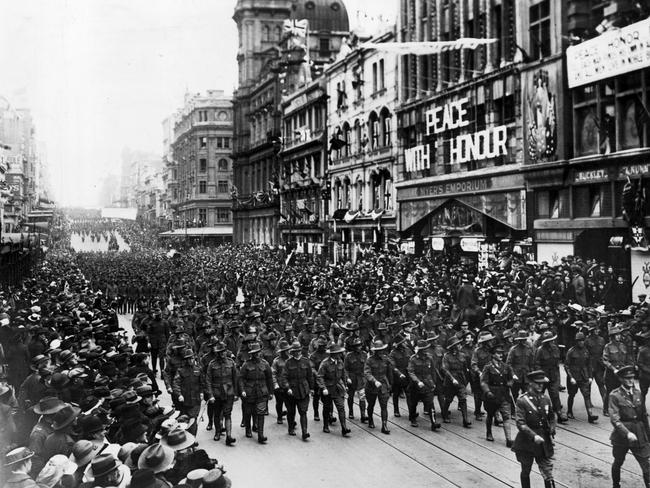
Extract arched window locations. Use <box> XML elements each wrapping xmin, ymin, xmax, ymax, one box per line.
<box><xmin>275</xmin><ymin>25</ymin><xmax>283</xmax><ymax>41</ymax></box>
<box><xmin>369</xmin><ymin>111</ymin><xmax>379</xmax><ymax>149</ymax></box>
<box><xmin>354</xmin><ymin>119</ymin><xmax>362</xmax><ymax>154</ymax></box>
<box><xmin>342</xmin><ymin>122</ymin><xmax>351</xmax><ymax>157</ymax></box>
<box><xmin>383</xmin><ymin>170</ymin><xmax>393</xmax><ymax>210</ymax></box>
<box><xmin>380</xmin><ymin>107</ymin><xmax>392</xmax><ymax>146</ymax></box>
<box><xmin>262</xmin><ymin>25</ymin><xmax>270</xmax><ymax>42</ymax></box>
<box><xmin>335</xmin><ymin>179</ymin><xmax>342</xmax><ymax>209</ymax></box>
<box><xmin>356</xmin><ymin>177</ymin><xmax>364</xmax><ymax>211</ymax></box>
<box><xmin>343</xmin><ymin>177</ymin><xmax>351</xmax><ymax>207</ymax></box>
<box><xmin>371</xmin><ymin>171</ymin><xmax>381</xmax><ymax>209</ymax></box>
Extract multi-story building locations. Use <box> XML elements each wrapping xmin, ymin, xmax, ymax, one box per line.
<box><xmin>395</xmin><ymin>0</ymin><xmax>529</xmax><ymax>263</ymax></box>
<box><xmin>231</xmin><ymin>0</ymin><xmax>350</xmax><ymax>245</ymax></box>
<box><xmin>167</xmin><ymin>90</ymin><xmax>234</xmax><ymax>244</ymax></box>
<box><xmin>119</xmin><ymin>149</ymin><xmax>162</xmax><ymax>209</ymax></box>
<box><xmin>161</xmin><ymin>114</ymin><xmax>177</xmax><ymax>228</ymax></box>
<box><xmin>325</xmin><ymin>31</ymin><xmax>399</xmax><ymax>262</ymax></box>
<box><xmin>526</xmin><ymin>1</ymin><xmax>650</xmax><ymax>297</ymax></box>
<box><xmin>278</xmin><ymin>77</ymin><xmax>328</xmax><ymax>255</ymax></box>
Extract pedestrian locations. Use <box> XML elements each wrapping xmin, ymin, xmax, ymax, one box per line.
<box><xmin>512</xmin><ymin>370</ymin><xmax>557</xmax><ymax>488</ymax></box>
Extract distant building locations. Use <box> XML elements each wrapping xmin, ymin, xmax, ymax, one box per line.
<box><xmin>165</xmin><ymin>90</ymin><xmax>234</xmax><ymax>244</ymax></box>
<box><xmin>119</xmin><ymin>148</ymin><xmax>162</xmax><ymax>212</ymax></box>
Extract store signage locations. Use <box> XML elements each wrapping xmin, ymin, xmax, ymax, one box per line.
<box><xmin>425</xmin><ymin>97</ymin><xmax>508</xmax><ymax>165</ymax></box>
<box><xmin>460</xmin><ymin>237</ymin><xmax>481</xmax><ymax>252</ymax></box>
<box><xmin>619</xmin><ymin>163</ymin><xmax>650</xmax><ymax>178</ymax></box>
<box><xmin>575</xmin><ymin>168</ymin><xmax>608</xmax><ymax>183</ymax></box>
<box><xmin>414</xmin><ymin>177</ymin><xmax>490</xmax><ymax>197</ymax></box>
<box><xmin>405</xmin><ymin>144</ymin><xmax>430</xmax><ymax>172</ymax></box>
<box><xmin>431</xmin><ymin>237</ymin><xmax>445</xmax><ymax>251</ymax></box>
<box><xmin>400</xmin><ymin>240</ymin><xmax>415</xmax><ymax>254</ymax></box>
<box><xmin>566</xmin><ymin>17</ymin><xmax>650</xmax><ymax>88</ymax></box>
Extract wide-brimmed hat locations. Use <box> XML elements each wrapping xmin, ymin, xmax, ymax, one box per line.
<box><xmin>203</xmin><ymin>468</ymin><xmax>232</xmax><ymax>488</ymax></box>
<box><xmin>327</xmin><ymin>344</ymin><xmax>345</xmax><ymax>354</ymax></box>
<box><xmin>78</xmin><ymin>415</ymin><xmax>105</xmax><ymax>436</ymax></box>
<box><xmin>51</xmin><ymin>404</ymin><xmax>81</xmax><ymax>431</ymax></box>
<box><xmin>477</xmin><ymin>332</ymin><xmax>495</xmax><ymax>344</ymax></box>
<box><xmin>513</xmin><ymin>330</ymin><xmax>529</xmax><ymax>341</ymax></box>
<box><xmin>137</xmin><ymin>444</ymin><xmax>174</xmax><ymax>474</ymax></box>
<box><xmin>370</xmin><ymin>340</ymin><xmax>388</xmax><ymax>351</ymax></box>
<box><xmin>446</xmin><ymin>338</ymin><xmax>462</xmax><ymax>350</ymax></box>
<box><xmin>214</xmin><ymin>342</ymin><xmax>227</xmax><ymax>353</ymax></box>
<box><xmin>340</xmin><ymin>322</ymin><xmax>359</xmax><ymax>332</ymax></box>
<box><xmin>527</xmin><ymin>370</ymin><xmax>550</xmax><ymax>383</ymax></box>
<box><xmin>608</xmin><ymin>324</ymin><xmax>624</xmax><ymax>335</ymax></box>
<box><xmin>88</xmin><ymin>453</ymin><xmax>121</xmax><ymax>479</ymax></box>
<box><xmin>248</xmin><ymin>342</ymin><xmax>262</xmax><ymax>354</ymax></box>
<box><xmin>123</xmin><ymin>390</ymin><xmax>142</xmax><ymax>405</ymax></box>
<box><xmin>36</xmin><ymin>454</ymin><xmax>78</xmax><ymax>487</ymax></box>
<box><xmin>4</xmin><ymin>447</ymin><xmax>34</xmax><ymax>466</ymax></box>
<box><xmin>276</xmin><ymin>340</ymin><xmax>291</xmax><ymax>352</ymax></box>
<box><xmin>32</xmin><ymin>396</ymin><xmax>66</xmax><ymax>415</ymax></box>
<box><xmin>289</xmin><ymin>341</ymin><xmax>302</xmax><ymax>352</ymax></box>
<box><xmin>130</xmin><ymin>468</ymin><xmax>168</xmax><ymax>488</ymax></box>
<box><xmin>160</xmin><ymin>427</ymin><xmax>196</xmax><ymax>451</ymax></box>
<box><xmin>46</xmin><ymin>372</ymin><xmax>71</xmax><ymax>390</ymax></box>
<box><xmin>415</xmin><ymin>339</ymin><xmax>430</xmax><ymax>351</ymax></box>
<box><xmin>69</xmin><ymin>440</ymin><xmax>97</xmax><ymax>468</ymax></box>
<box><xmin>540</xmin><ymin>331</ymin><xmax>557</xmax><ymax>343</ymax></box>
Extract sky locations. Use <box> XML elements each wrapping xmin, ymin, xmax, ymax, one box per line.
<box><xmin>0</xmin><ymin>0</ymin><xmax>396</xmax><ymax>207</ymax></box>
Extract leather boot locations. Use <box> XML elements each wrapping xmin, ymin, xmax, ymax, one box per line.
<box><xmin>429</xmin><ymin>411</ymin><xmax>441</xmax><ymax>431</ymax></box>
<box><xmin>341</xmin><ymin>418</ymin><xmax>351</xmax><ymax>436</ymax></box>
<box><xmin>252</xmin><ymin>414</ymin><xmax>258</xmax><ymax>432</ymax></box>
<box><xmin>543</xmin><ymin>479</ymin><xmax>555</xmax><ymax>488</ymax></box>
<box><xmin>347</xmin><ymin>397</ymin><xmax>354</xmax><ymax>419</ymax></box>
<box><xmin>586</xmin><ymin>402</ymin><xmax>599</xmax><ymax>423</ymax></box>
<box><xmin>225</xmin><ymin>418</ymin><xmax>236</xmax><ymax>446</ymax></box>
<box><xmin>381</xmin><ymin>421</ymin><xmax>390</xmax><ymax>434</ymax></box>
<box><xmin>520</xmin><ymin>474</ymin><xmax>531</xmax><ymax>488</ymax></box>
<box><xmin>244</xmin><ymin>411</ymin><xmax>252</xmax><ymax>438</ymax></box>
<box><xmin>360</xmin><ymin>399</ymin><xmax>367</xmax><ymax>423</ymax></box>
<box><xmin>322</xmin><ymin>416</ymin><xmax>330</xmax><ymax>433</ymax></box>
<box><xmin>300</xmin><ymin>413</ymin><xmax>310</xmax><ymax>440</ymax></box>
<box><xmin>367</xmin><ymin>412</ymin><xmax>375</xmax><ymax>429</ymax></box>
<box><xmin>567</xmin><ymin>396</ymin><xmax>575</xmax><ymax>419</ymax></box>
<box><xmin>461</xmin><ymin>401</ymin><xmax>471</xmax><ymax>428</ymax></box>
<box><xmin>257</xmin><ymin>415</ymin><xmax>267</xmax><ymax>444</ymax></box>
<box><xmin>485</xmin><ymin>415</ymin><xmax>494</xmax><ymax>441</ymax></box>
<box><xmin>475</xmin><ymin>398</ymin><xmax>484</xmax><ymax>419</ymax></box>
<box><xmin>612</xmin><ymin>464</ymin><xmax>621</xmax><ymax>488</ymax></box>
<box><xmin>503</xmin><ymin>419</ymin><xmax>513</xmax><ymax>448</ymax></box>
<box><xmin>443</xmin><ymin>399</ymin><xmax>452</xmax><ymax>423</ymax></box>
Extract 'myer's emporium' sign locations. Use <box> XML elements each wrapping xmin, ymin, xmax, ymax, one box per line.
<box><xmin>404</xmin><ymin>97</ymin><xmax>508</xmax><ymax>172</ymax></box>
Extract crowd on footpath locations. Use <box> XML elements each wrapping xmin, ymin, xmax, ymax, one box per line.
<box><xmin>1</xmin><ymin>221</ymin><xmax>650</xmax><ymax>488</ymax></box>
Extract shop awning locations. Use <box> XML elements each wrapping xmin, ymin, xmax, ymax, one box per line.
<box><xmin>159</xmin><ymin>226</ymin><xmax>233</xmax><ymax>237</ymax></box>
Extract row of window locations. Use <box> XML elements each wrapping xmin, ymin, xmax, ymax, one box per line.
<box><xmin>192</xmin><ymin>208</ymin><xmax>231</xmax><ymax>223</ymax></box>
<box><xmin>333</xmin><ymin>176</ymin><xmax>393</xmax><ymax>212</ymax></box>
<box><xmin>198</xmin><ymin>181</ymin><xmax>230</xmax><ymax>194</ymax></box>
<box><xmin>198</xmin><ymin>158</ymin><xmax>230</xmax><ymax>172</ymax></box>
<box><xmin>335</xmin><ymin>58</ymin><xmax>386</xmax><ymax>109</ymax></box>
<box><xmin>332</xmin><ymin>108</ymin><xmax>392</xmax><ymax>160</ymax></box>
<box><xmin>198</xmin><ymin>136</ymin><xmax>231</xmax><ymax>149</ymax></box>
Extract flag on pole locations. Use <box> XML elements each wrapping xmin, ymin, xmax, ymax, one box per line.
<box><xmin>285</xmin><ymin>250</ymin><xmax>295</xmax><ymax>267</ymax></box>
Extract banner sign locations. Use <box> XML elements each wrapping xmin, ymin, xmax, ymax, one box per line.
<box><xmin>566</xmin><ymin>17</ymin><xmax>650</xmax><ymax>88</ymax></box>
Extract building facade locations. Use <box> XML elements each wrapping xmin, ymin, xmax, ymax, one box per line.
<box><xmin>231</xmin><ymin>0</ymin><xmax>350</xmax><ymax>245</ymax></box>
<box><xmin>278</xmin><ymin>78</ymin><xmax>328</xmax><ymax>255</ymax></box>
<box><xmin>169</xmin><ymin>91</ymin><xmax>234</xmax><ymax>242</ymax></box>
<box><xmin>395</xmin><ymin>0</ymin><xmax>529</xmax><ymax>264</ymax></box>
<box><xmin>325</xmin><ymin>31</ymin><xmax>399</xmax><ymax>262</ymax></box>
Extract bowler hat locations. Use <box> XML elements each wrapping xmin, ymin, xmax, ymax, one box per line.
<box><xmin>78</xmin><ymin>415</ymin><xmax>104</xmax><ymax>435</ymax></box>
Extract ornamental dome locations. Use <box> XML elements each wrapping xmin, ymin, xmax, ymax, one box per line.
<box><xmin>291</xmin><ymin>0</ymin><xmax>350</xmax><ymax>32</ymax></box>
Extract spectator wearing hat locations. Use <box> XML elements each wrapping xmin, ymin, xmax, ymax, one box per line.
<box><xmin>130</xmin><ymin>468</ymin><xmax>170</xmax><ymax>488</ymax></box>
<box><xmin>308</xmin><ymin>337</ymin><xmax>328</xmax><ymax>422</ymax></box>
<box><xmin>609</xmin><ymin>365</ymin><xmax>650</xmax><ymax>488</ymax></box>
<box><xmin>441</xmin><ymin>338</ymin><xmax>471</xmax><ymax>428</ymax></box>
<box><xmin>364</xmin><ymin>340</ymin><xmax>393</xmax><ymax>434</ymax></box>
<box><xmin>34</xmin><ymin>454</ymin><xmax>77</xmax><ymax>488</ymax></box>
<box><xmin>172</xmin><ymin>349</ymin><xmax>202</xmax><ymax>436</ymax></box>
<box><xmin>80</xmin><ymin>453</ymin><xmax>129</xmax><ymax>488</ymax></box>
<box><xmin>480</xmin><ymin>344</ymin><xmax>514</xmax><ymax>446</ymax></box>
<box><xmin>17</xmin><ymin>355</ymin><xmax>50</xmax><ymax>414</ymax></box>
<box><xmin>271</xmin><ymin>340</ymin><xmax>291</xmax><ymax>426</ymax></box>
<box><xmin>407</xmin><ymin>340</ymin><xmax>441</xmax><ymax>431</ymax></box>
<box><xmin>239</xmin><ymin>342</ymin><xmax>273</xmax><ymax>444</ymax></box>
<box><xmin>279</xmin><ymin>341</ymin><xmax>314</xmax><ymax>440</ymax></box>
<box><xmin>202</xmin><ymin>467</ymin><xmax>231</xmax><ymax>488</ymax></box>
<box><xmin>564</xmin><ymin>333</ymin><xmax>598</xmax><ymax>423</ymax></box>
<box><xmin>4</xmin><ymin>447</ymin><xmax>37</xmax><ymax>488</ymax></box>
<box><xmin>343</xmin><ymin>337</ymin><xmax>367</xmax><ymax>423</ymax></box>
<box><xmin>69</xmin><ymin>440</ymin><xmax>97</xmax><ymax>487</ymax></box>
<box><xmin>205</xmin><ymin>342</ymin><xmax>238</xmax><ymax>445</ymax></box>
<box><xmin>42</xmin><ymin>404</ymin><xmax>80</xmax><ymax>460</ymax></box>
<box><xmin>28</xmin><ymin>397</ymin><xmax>65</xmax><ymax>476</ymax></box>
<box><xmin>512</xmin><ymin>370</ymin><xmax>556</xmax><ymax>488</ymax></box>
<box><xmin>534</xmin><ymin>331</ymin><xmax>568</xmax><ymax>423</ymax></box>
<box><xmin>506</xmin><ymin>331</ymin><xmax>534</xmax><ymax>404</ymax></box>
<box><xmin>137</xmin><ymin>444</ymin><xmax>174</xmax><ymax>487</ymax></box>
<box><xmin>603</xmin><ymin>325</ymin><xmax>634</xmax><ymax>416</ymax></box>
<box><xmin>316</xmin><ymin>343</ymin><xmax>350</xmax><ymax>436</ymax></box>
<box><xmin>389</xmin><ymin>333</ymin><xmax>413</xmax><ymax>418</ymax></box>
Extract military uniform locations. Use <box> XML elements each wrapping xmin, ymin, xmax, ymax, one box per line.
<box><xmin>206</xmin><ymin>355</ymin><xmax>238</xmax><ymax>444</ymax></box>
<box><xmin>585</xmin><ymin>330</ymin><xmax>606</xmax><ymax>404</ymax></box>
<box><xmin>534</xmin><ymin>342</ymin><xmax>566</xmax><ymax>420</ymax></box>
<box><xmin>480</xmin><ymin>358</ymin><xmax>514</xmax><ymax>444</ymax></box>
<box><xmin>389</xmin><ymin>342</ymin><xmax>413</xmax><ymax>416</ymax></box>
<box><xmin>506</xmin><ymin>341</ymin><xmax>534</xmax><ymax>399</ymax></box>
<box><xmin>407</xmin><ymin>349</ymin><xmax>440</xmax><ymax>430</ymax></box>
<box><xmin>364</xmin><ymin>352</ymin><xmax>393</xmax><ymax>432</ymax></box>
<box><xmin>564</xmin><ymin>343</ymin><xmax>596</xmax><ymax>421</ymax></box>
<box><xmin>239</xmin><ymin>355</ymin><xmax>273</xmax><ymax>443</ymax></box>
<box><xmin>603</xmin><ymin>338</ymin><xmax>631</xmax><ymax>415</ymax></box>
<box><xmin>344</xmin><ymin>348</ymin><xmax>367</xmax><ymax>420</ymax></box>
<box><xmin>512</xmin><ymin>389</ymin><xmax>556</xmax><ymax>485</ymax></box>
<box><xmin>609</xmin><ymin>378</ymin><xmax>650</xmax><ymax>487</ymax></box>
<box><xmin>309</xmin><ymin>348</ymin><xmax>328</xmax><ymax>421</ymax></box>
<box><xmin>279</xmin><ymin>354</ymin><xmax>314</xmax><ymax>438</ymax></box>
<box><xmin>317</xmin><ymin>354</ymin><xmax>350</xmax><ymax>435</ymax></box>
<box><xmin>638</xmin><ymin>343</ymin><xmax>650</xmax><ymax>403</ymax></box>
<box><xmin>271</xmin><ymin>354</ymin><xmax>288</xmax><ymax>424</ymax></box>
<box><xmin>172</xmin><ymin>360</ymin><xmax>203</xmax><ymax>434</ymax></box>
<box><xmin>442</xmin><ymin>349</ymin><xmax>470</xmax><ymax>426</ymax></box>
<box><xmin>471</xmin><ymin>345</ymin><xmax>492</xmax><ymax>419</ymax></box>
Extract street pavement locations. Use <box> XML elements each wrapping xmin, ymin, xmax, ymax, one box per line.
<box><xmin>116</xmin><ymin>314</ymin><xmax>647</xmax><ymax>488</ymax></box>
<box><xmin>70</xmin><ymin>232</ymin><xmax>131</xmax><ymax>252</ymax></box>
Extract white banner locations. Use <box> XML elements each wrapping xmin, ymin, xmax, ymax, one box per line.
<box><xmin>360</xmin><ymin>38</ymin><xmax>497</xmax><ymax>55</ymax></box>
<box><xmin>566</xmin><ymin>17</ymin><xmax>650</xmax><ymax>88</ymax></box>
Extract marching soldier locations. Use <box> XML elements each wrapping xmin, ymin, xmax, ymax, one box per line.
<box><xmin>471</xmin><ymin>332</ymin><xmax>493</xmax><ymax>420</ymax></box>
<box><xmin>534</xmin><ymin>331</ymin><xmax>568</xmax><ymax>423</ymax></box>
<box><xmin>407</xmin><ymin>339</ymin><xmax>441</xmax><ymax>431</ymax></box>
<box><xmin>564</xmin><ymin>332</ymin><xmax>599</xmax><ymax>423</ymax></box>
<box><xmin>364</xmin><ymin>340</ymin><xmax>393</xmax><ymax>434</ymax></box>
<box><xmin>480</xmin><ymin>344</ymin><xmax>514</xmax><ymax>446</ymax></box>
<box><xmin>442</xmin><ymin>337</ymin><xmax>471</xmax><ymax>428</ymax></box>
<box><xmin>200</xmin><ymin>338</ymin><xmax>219</xmax><ymax>432</ymax></box>
<box><xmin>239</xmin><ymin>342</ymin><xmax>273</xmax><ymax>444</ymax></box>
<box><xmin>280</xmin><ymin>341</ymin><xmax>314</xmax><ymax>440</ymax></box>
<box><xmin>609</xmin><ymin>365</ymin><xmax>650</xmax><ymax>488</ymax></box>
<box><xmin>637</xmin><ymin>331</ymin><xmax>650</xmax><ymax>404</ymax></box>
<box><xmin>585</xmin><ymin>321</ymin><xmax>607</xmax><ymax>411</ymax></box>
<box><xmin>344</xmin><ymin>337</ymin><xmax>367</xmax><ymax>422</ymax></box>
<box><xmin>172</xmin><ymin>349</ymin><xmax>202</xmax><ymax>436</ymax></box>
<box><xmin>512</xmin><ymin>370</ymin><xmax>557</xmax><ymax>488</ymax></box>
<box><xmin>271</xmin><ymin>340</ymin><xmax>291</xmax><ymax>425</ymax></box>
<box><xmin>309</xmin><ymin>337</ymin><xmax>328</xmax><ymax>422</ymax></box>
<box><xmin>317</xmin><ymin>343</ymin><xmax>351</xmax><ymax>437</ymax></box>
<box><xmin>603</xmin><ymin>324</ymin><xmax>633</xmax><ymax>417</ymax></box>
<box><xmin>507</xmin><ymin>330</ymin><xmax>534</xmax><ymax>402</ymax></box>
<box><xmin>389</xmin><ymin>333</ymin><xmax>412</xmax><ymax>417</ymax></box>
<box><xmin>206</xmin><ymin>342</ymin><xmax>238</xmax><ymax>446</ymax></box>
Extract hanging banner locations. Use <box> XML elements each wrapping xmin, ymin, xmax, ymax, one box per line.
<box><xmin>360</xmin><ymin>38</ymin><xmax>497</xmax><ymax>55</ymax></box>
